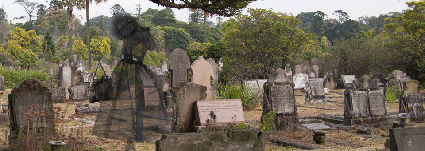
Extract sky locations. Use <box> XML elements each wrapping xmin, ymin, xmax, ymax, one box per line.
<box><xmin>2</xmin><ymin>0</ymin><xmax>412</xmax><ymax>24</ymax></box>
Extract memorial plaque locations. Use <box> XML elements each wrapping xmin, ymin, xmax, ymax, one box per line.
<box><xmin>144</xmin><ymin>87</ymin><xmax>160</xmax><ymax>106</ymax></box>
<box><xmin>351</xmin><ymin>91</ymin><xmax>368</xmax><ymax>117</ymax></box>
<box><xmin>270</xmin><ymin>84</ymin><xmax>295</xmax><ymax>114</ymax></box>
<box><xmin>368</xmin><ymin>89</ymin><xmax>386</xmax><ymax>116</ymax></box>
<box><xmin>168</xmin><ymin>48</ymin><xmax>191</xmax><ymax>88</ymax></box>
<box><xmin>196</xmin><ymin>99</ymin><xmax>244</xmax><ymax>125</ymax></box>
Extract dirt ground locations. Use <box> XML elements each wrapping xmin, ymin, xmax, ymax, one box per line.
<box><xmin>0</xmin><ymin>88</ymin><xmax>424</xmax><ymax>150</ymax></box>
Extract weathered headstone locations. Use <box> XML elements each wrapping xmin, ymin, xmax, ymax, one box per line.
<box><xmin>263</xmin><ymin>70</ymin><xmax>298</xmax><ymax>130</ymax></box>
<box><xmin>243</xmin><ymin>79</ymin><xmax>267</xmax><ymax>103</ymax></box>
<box><xmin>191</xmin><ymin>56</ymin><xmax>214</xmax><ymax>100</ymax></box>
<box><xmin>360</xmin><ymin>75</ymin><xmax>372</xmax><ymax>90</ymax></box>
<box><xmin>293</xmin><ymin>73</ymin><xmax>308</xmax><ymax>89</ymax></box>
<box><xmin>368</xmin><ymin>89</ymin><xmax>386</xmax><ymax>116</ymax></box>
<box><xmin>207</xmin><ymin>58</ymin><xmax>219</xmax><ymax>99</ymax></box>
<box><xmin>195</xmin><ymin>99</ymin><xmax>244</xmax><ymax>125</ymax></box>
<box><xmin>324</xmin><ymin>73</ymin><xmax>337</xmax><ymax>90</ymax></box>
<box><xmin>168</xmin><ymin>48</ymin><xmax>191</xmax><ymax>88</ymax></box>
<box><xmin>50</xmin><ymin>87</ymin><xmax>66</xmax><ymax>103</ymax></box>
<box><xmin>161</xmin><ymin>61</ymin><xmax>168</xmax><ymax>72</ymax></box>
<box><xmin>402</xmin><ymin>80</ymin><xmax>424</xmax><ymax>121</ymax></box>
<box><xmin>312</xmin><ymin>65</ymin><xmax>319</xmax><ymax>77</ymax></box>
<box><xmin>294</xmin><ymin>65</ymin><xmax>302</xmax><ymax>74</ymax></box>
<box><xmin>69</xmin><ymin>85</ymin><xmax>87</xmax><ymax>101</ymax></box>
<box><xmin>341</xmin><ymin>75</ymin><xmax>356</xmax><ymax>87</ymax></box>
<box><xmin>387</xmin><ymin>70</ymin><xmax>411</xmax><ymax>92</ymax></box>
<box><xmin>285</xmin><ymin>64</ymin><xmax>292</xmax><ymax>82</ymax></box>
<box><xmin>8</xmin><ymin>79</ymin><xmax>54</xmax><ymax>141</ymax></box>
<box><xmin>305</xmin><ymin>78</ymin><xmax>326</xmax><ymax>103</ymax></box>
<box><xmin>308</xmin><ymin>69</ymin><xmax>317</xmax><ymax>79</ymax></box>
<box><xmin>389</xmin><ymin>127</ymin><xmax>425</xmax><ymax>151</ymax></box>
<box><xmin>350</xmin><ymin>91</ymin><xmax>368</xmax><ymax>117</ymax></box>
<box><xmin>0</xmin><ymin>74</ymin><xmax>5</xmax><ymax>92</ymax></box>
<box><xmin>172</xmin><ymin>83</ymin><xmax>207</xmax><ymax>133</ymax></box>
<box><xmin>59</xmin><ymin>66</ymin><xmax>71</xmax><ymax>94</ymax></box>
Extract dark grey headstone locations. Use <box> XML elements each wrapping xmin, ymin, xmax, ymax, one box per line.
<box><xmin>368</xmin><ymin>89</ymin><xmax>386</xmax><ymax>116</ymax></box>
<box><xmin>8</xmin><ymin>79</ymin><xmax>54</xmax><ymax>135</ymax></box>
<box><xmin>172</xmin><ymin>82</ymin><xmax>207</xmax><ymax>133</ymax></box>
<box><xmin>350</xmin><ymin>91</ymin><xmax>368</xmax><ymax>117</ymax></box>
<box><xmin>50</xmin><ymin>87</ymin><xmax>66</xmax><ymax>103</ymax></box>
<box><xmin>270</xmin><ymin>84</ymin><xmax>295</xmax><ymax>114</ymax></box>
<box><xmin>69</xmin><ymin>85</ymin><xmax>87</xmax><ymax>101</ymax></box>
<box><xmin>168</xmin><ymin>48</ymin><xmax>191</xmax><ymax>88</ymax></box>
<box><xmin>390</xmin><ymin>127</ymin><xmax>425</xmax><ymax>151</ymax></box>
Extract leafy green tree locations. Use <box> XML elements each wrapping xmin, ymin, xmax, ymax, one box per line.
<box><xmin>140</xmin><ymin>8</ymin><xmax>159</xmax><ymax>23</ymax></box>
<box><xmin>0</xmin><ymin>8</ymin><xmax>7</xmax><ymax>21</ymax></box>
<box><xmin>296</xmin><ymin>11</ymin><xmax>326</xmax><ymax>36</ymax></box>
<box><xmin>221</xmin><ymin>8</ymin><xmax>311</xmax><ymax>80</ymax></box>
<box><xmin>72</xmin><ymin>39</ymin><xmax>88</xmax><ymax>60</ymax></box>
<box><xmin>186</xmin><ymin>42</ymin><xmax>210</xmax><ymax>62</ymax></box>
<box><xmin>159</xmin><ymin>26</ymin><xmax>192</xmax><ymax>51</ymax></box>
<box><xmin>189</xmin><ymin>9</ymin><xmax>203</xmax><ymax>23</ymax></box>
<box><xmin>110</xmin><ymin>4</ymin><xmax>126</xmax><ymax>17</ymax></box>
<box><xmin>42</xmin><ymin>31</ymin><xmax>55</xmax><ymax>59</ymax></box>
<box><xmin>184</xmin><ymin>22</ymin><xmax>222</xmax><ymax>44</ymax></box>
<box><xmin>150</xmin><ymin>0</ymin><xmax>253</xmax><ymax>16</ymax></box>
<box><xmin>143</xmin><ymin>50</ymin><xmax>168</xmax><ymax>67</ymax></box>
<box><xmin>90</xmin><ymin>36</ymin><xmax>111</xmax><ymax>61</ymax></box>
<box><xmin>6</xmin><ymin>41</ymin><xmax>37</xmax><ymax>68</ymax></box>
<box><xmin>151</xmin><ymin>9</ymin><xmax>176</xmax><ymax>26</ymax></box>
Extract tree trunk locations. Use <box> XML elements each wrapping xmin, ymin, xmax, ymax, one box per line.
<box><xmin>86</xmin><ymin>0</ymin><xmax>91</xmax><ymax>68</ymax></box>
<box><xmin>67</xmin><ymin>8</ymin><xmax>74</xmax><ymax>61</ymax></box>
<box><xmin>203</xmin><ymin>12</ymin><xmax>206</xmax><ymax>43</ymax></box>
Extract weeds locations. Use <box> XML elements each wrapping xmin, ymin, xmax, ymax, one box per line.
<box><xmin>259</xmin><ymin>111</ymin><xmax>275</xmax><ymax>131</ymax></box>
<box><xmin>385</xmin><ymin>86</ymin><xmax>398</xmax><ymax>103</ymax></box>
<box><xmin>217</xmin><ymin>83</ymin><xmax>260</xmax><ymax>110</ymax></box>
<box><xmin>0</xmin><ymin>64</ymin><xmax>50</xmax><ymax>88</ymax></box>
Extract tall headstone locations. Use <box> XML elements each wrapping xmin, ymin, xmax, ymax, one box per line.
<box><xmin>207</xmin><ymin>58</ymin><xmax>219</xmax><ymax>99</ymax></box>
<box><xmin>263</xmin><ymin>69</ymin><xmax>298</xmax><ymax>130</ymax></box>
<box><xmin>324</xmin><ymin>73</ymin><xmax>337</xmax><ymax>90</ymax></box>
<box><xmin>172</xmin><ymin>83</ymin><xmax>207</xmax><ymax>133</ymax></box>
<box><xmin>285</xmin><ymin>64</ymin><xmax>293</xmax><ymax>82</ymax></box>
<box><xmin>161</xmin><ymin>61</ymin><xmax>168</xmax><ymax>73</ymax></box>
<box><xmin>8</xmin><ymin>79</ymin><xmax>54</xmax><ymax>141</ymax></box>
<box><xmin>312</xmin><ymin>65</ymin><xmax>319</xmax><ymax>77</ymax></box>
<box><xmin>0</xmin><ymin>74</ymin><xmax>5</xmax><ymax>92</ymax></box>
<box><xmin>50</xmin><ymin>87</ymin><xmax>66</xmax><ymax>103</ymax></box>
<box><xmin>191</xmin><ymin>56</ymin><xmax>214</xmax><ymax>100</ymax></box>
<box><xmin>305</xmin><ymin>78</ymin><xmax>326</xmax><ymax>103</ymax></box>
<box><xmin>168</xmin><ymin>48</ymin><xmax>191</xmax><ymax>88</ymax></box>
<box><xmin>59</xmin><ymin>66</ymin><xmax>71</xmax><ymax>94</ymax></box>
<box><xmin>368</xmin><ymin>89</ymin><xmax>386</xmax><ymax>116</ymax></box>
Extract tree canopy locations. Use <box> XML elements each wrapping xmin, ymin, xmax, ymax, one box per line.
<box><xmin>149</xmin><ymin>0</ymin><xmax>253</xmax><ymax>16</ymax></box>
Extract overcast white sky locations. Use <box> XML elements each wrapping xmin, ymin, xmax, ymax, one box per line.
<box><xmin>2</xmin><ymin>0</ymin><xmax>412</xmax><ymax>24</ymax></box>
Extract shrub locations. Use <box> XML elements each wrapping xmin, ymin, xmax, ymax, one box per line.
<box><xmin>259</xmin><ymin>111</ymin><xmax>275</xmax><ymax>131</ymax></box>
<box><xmin>385</xmin><ymin>86</ymin><xmax>398</xmax><ymax>103</ymax></box>
<box><xmin>217</xmin><ymin>83</ymin><xmax>259</xmax><ymax>110</ymax></box>
<box><xmin>0</xmin><ymin>64</ymin><xmax>50</xmax><ymax>88</ymax></box>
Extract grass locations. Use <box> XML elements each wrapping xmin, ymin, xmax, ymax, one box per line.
<box><xmin>217</xmin><ymin>83</ymin><xmax>260</xmax><ymax>110</ymax></box>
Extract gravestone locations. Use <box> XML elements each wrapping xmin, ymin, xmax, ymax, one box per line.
<box><xmin>341</xmin><ymin>75</ymin><xmax>356</xmax><ymax>87</ymax></box>
<box><xmin>50</xmin><ymin>87</ymin><xmax>66</xmax><ymax>103</ymax></box>
<box><xmin>168</xmin><ymin>48</ymin><xmax>191</xmax><ymax>88</ymax></box>
<box><xmin>8</xmin><ymin>79</ymin><xmax>54</xmax><ymax>141</ymax></box>
<box><xmin>100</xmin><ymin>58</ymin><xmax>112</xmax><ymax>77</ymax></box>
<box><xmin>285</xmin><ymin>64</ymin><xmax>292</xmax><ymax>82</ymax></box>
<box><xmin>81</xmin><ymin>73</ymin><xmax>95</xmax><ymax>84</ymax></box>
<box><xmin>195</xmin><ymin>99</ymin><xmax>244</xmax><ymax>126</ymax></box>
<box><xmin>387</xmin><ymin>70</ymin><xmax>411</xmax><ymax>92</ymax></box>
<box><xmin>368</xmin><ymin>89</ymin><xmax>386</xmax><ymax>116</ymax></box>
<box><xmin>161</xmin><ymin>61</ymin><xmax>168</xmax><ymax>72</ymax></box>
<box><xmin>207</xmin><ymin>58</ymin><xmax>219</xmax><ymax>99</ymax></box>
<box><xmin>389</xmin><ymin>127</ymin><xmax>425</xmax><ymax>151</ymax></box>
<box><xmin>263</xmin><ymin>70</ymin><xmax>298</xmax><ymax>130</ymax></box>
<box><xmin>324</xmin><ymin>73</ymin><xmax>337</xmax><ymax>90</ymax></box>
<box><xmin>401</xmin><ymin>80</ymin><xmax>424</xmax><ymax>121</ymax></box>
<box><xmin>0</xmin><ymin>74</ymin><xmax>4</xmax><ymax>91</ymax></box>
<box><xmin>243</xmin><ymin>79</ymin><xmax>267</xmax><ymax>103</ymax></box>
<box><xmin>308</xmin><ymin>69</ymin><xmax>317</xmax><ymax>79</ymax></box>
<box><xmin>59</xmin><ymin>66</ymin><xmax>71</xmax><ymax>94</ymax></box>
<box><xmin>293</xmin><ymin>73</ymin><xmax>308</xmax><ymax>89</ymax></box>
<box><xmin>359</xmin><ymin>75</ymin><xmax>372</xmax><ymax>90</ymax></box>
<box><xmin>305</xmin><ymin>78</ymin><xmax>326</xmax><ymax>103</ymax></box>
<box><xmin>312</xmin><ymin>65</ymin><xmax>319</xmax><ymax>77</ymax></box>
<box><xmin>4</xmin><ymin>59</ymin><xmax>14</xmax><ymax>69</ymax></box>
<box><xmin>69</xmin><ymin>85</ymin><xmax>87</xmax><ymax>101</ymax></box>
<box><xmin>172</xmin><ymin>83</ymin><xmax>207</xmax><ymax>133</ymax></box>
<box><xmin>350</xmin><ymin>91</ymin><xmax>368</xmax><ymax>117</ymax></box>
<box><xmin>294</xmin><ymin>65</ymin><xmax>302</xmax><ymax>74</ymax></box>
<box><xmin>191</xmin><ymin>56</ymin><xmax>214</xmax><ymax>100</ymax></box>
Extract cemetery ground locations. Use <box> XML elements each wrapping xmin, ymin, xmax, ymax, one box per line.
<box><xmin>0</xmin><ymin>88</ymin><xmax>424</xmax><ymax>150</ymax></box>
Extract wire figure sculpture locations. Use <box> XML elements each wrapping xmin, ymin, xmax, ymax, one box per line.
<box><xmin>93</xmin><ymin>15</ymin><xmax>171</xmax><ymax>142</ymax></box>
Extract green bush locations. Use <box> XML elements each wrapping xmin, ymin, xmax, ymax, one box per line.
<box><xmin>0</xmin><ymin>64</ymin><xmax>50</xmax><ymax>88</ymax></box>
<box><xmin>385</xmin><ymin>86</ymin><xmax>398</xmax><ymax>103</ymax></box>
<box><xmin>259</xmin><ymin>111</ymin><xmax>275</xmax><ymax>131</ymax></box>
<box><xmin>217</xmin><ymin>83</ymin><xmax>259</xmax><ymax>110</ymax></box>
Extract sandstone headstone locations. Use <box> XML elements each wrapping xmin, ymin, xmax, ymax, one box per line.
<box><xmin>191</xmin><ymin>56</ymin><xmax>214</xmax><ymax>100</ymax></box>
<box><xmin>405</xmin><ymin>79</ymin><xmax>419</xmax><ymax>93</ymax></box>
<box><xmin>69</xmin><ymin>85</ymin><xmax>87</xmax><ymax>101</ymax></box>
<box><xmin>172</xmin><ymin>83</ymin><xmax>207</xmax><ymax>133</ymax></box>
<box><xmin>305</xmin><ymin>78</ymin><xmax>326</xmax><ymax>103</ymax></box>
<box><xmin>293</xmin><ymin>73</ymin><xmax>308</xmax><ymax>89</ymax></box>
<box><xmin>50</xmin><ymin>87</ymin><xmax>66</xmax><ymax>103</ymax></box>
<box><xmin>0</xmin><ymin>74</ymin><xmax>4</xmax><ymax>91</ymax></box>
<box><xmin>368</xmin><ymin>89</ymin><xmax>386</xmax><ymax>116</ymax></box>
<box><xmin>195</xmin><ymin>99</ymin><xmax>244</xmax><ymax>125</ymax></box>
<box><xmin>8</xmin><ymin>79</ymin><xmax>54</xmax><ymax>138</ymax></box>
<box><xmin>168</xmin><ymin>48</ymin><xmax>191</xmax><ymax>88</ymax></box>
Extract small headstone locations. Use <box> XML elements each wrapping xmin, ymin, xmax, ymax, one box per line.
<box><xmin>341</xmin><ymin>75</ymin><xmax>356</xmax><ymax>85</ymax></box>
<box><xmin>191</xmin><ymin>56</ymin><xmax>214</xmax><ymax>100</ymax></box>
<box><xmin>273</xmin><ymin>68</ymin><xmax>287</xmax><ymax>83</ymax></box>
<box><xmin>294</xmin><ymin>65</ymin><xmax>302</xmax><ymax>74</ymax></box>
<box><xmin>75</xmin><ymin>104</ymin><xmax>100</xmax><ymax>114</ymax></box>
<box><xmin>324</xmin><ymin>73</ymin><xmax>337</xmax><ymax>90</ymax></box>
<box><xmin>305</xmin><ymin>78</ymin><xmax>326</xmax><ymax>103</ymax></box>
<box><xmin>8</xmin><ymin>79</ymin><xmax>54</xmax><ymax>139</ymax></box>
<box><xmin>293</xmin><ymin>73</ymin><xmax>308</xmax><ymax>89</ymax></box>
<box><xmin>161</xmin><ymin>61</ymin><xmax>168</xmax><ymax>72</ymax></box>
<box><xmin>0</xmin><ymin>74</ymin><xmax>4</xmax><ymax>91</ymax></box>
<box><xmin>390</xmin><ymin>127</ymin><xmax>425</xmax><ymax>151</ymax></box>
<box><xmin>50</xmin><ymin>87</ymin><xmax>66</xmax><ymax>103</ymax></box>
<box><xmin>360</xmin><ymin>75</ymin><xmax>372</xmax><ymax>90</ymax></box>
<box><xmin>195</xmin><ymin>99</ymin><xmax>244</xmax><ymax>125</ymax></box>
<box><xmin>285</xmin><ymin>64</ymin><xmax>292</xmax><ymax>82</ymax></box>
<box><xmin>405</xmin><ymin>79</ymin><xmax>419</xmax><ymax>93</ymax></box>
<box><xmin>69</xmin><ymin>85</ymin><xmax>87</xmax><ymax>101</ymax></box>
<box><xmin>168</xmin><ymin>48</ymin><xmax>191</xmax><ymax>88</ymax></box>
<box><xmin>308</xmin><ymin>70</ymin><xmax>317</xmax><ymax>79</ymax></box>
<box><xmin>172</xmin><ymin>83</ymin><xmax>207</xmax><ymax>133</ymax></box>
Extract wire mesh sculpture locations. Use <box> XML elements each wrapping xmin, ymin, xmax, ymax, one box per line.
<box><xmin>93</xmin><ymin>15</ymin><xmax>171</xmax><ymax>142</ymax></box>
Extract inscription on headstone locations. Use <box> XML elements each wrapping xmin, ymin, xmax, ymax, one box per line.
<box><xmin>351</xmin><ymin>91</ymin><xmax>368</xmax><ymax>117</ymax></box>
<box><xmin>69</xmin><ymin>85</ymin><xmax>87</xmax><ymax>101</ymax></box>
<box><xmin>270</xmin><ymin>84</ymin><xmax>295</xmax><ymax>114</ymax></box>
<box><xmin>196</xmin><ymin>99</ymin><xmax>244</xmax><ymax>125</ymax></box>
<box><xmin>368</xmin><ymin>89</ymin><xmax>386</xmax><ymax>116</ymax></box>
<box><xmin>293</xmin><ymin>73</ymin><xmax>308</xmax><ymax>89</ymax></box>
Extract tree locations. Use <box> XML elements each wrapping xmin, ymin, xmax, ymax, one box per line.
<box><xmin>149</xmin><ymin>0</ymin><xmax>253</xmax><ymax>16</ymax></box>
<box><xmin>36</xmin><ymin>4</ymin><xmax>46</xmax><ymax>16</ymax></box>
<box><xmin>90</xmin><ymin>36</ymin><xmax>111</xmax><ymax>61</ymax></box>
<box><xmin>186</xmin><ymin>42</ymin><xmax>211</xmax><ymax>62</ymax></box>
<box><xmin>141</xmin><ymin>8</ymin><xmax>159</xmax><ymax>23</ymax></box>
<box><xmin>43</xmin><ymin>31</ymin><xmax>55</xmax><ymax>59</ymax></box>
<box><xmin>151</xmin><ymin>9</ymin><xmax>176</xmax><ymax>26</ymax></box>
<box><xmin>110</xmin><ymin>4</ymin><xmax>126</xmax><ymax>16</ymax></box>
<box><xmin>184</xmin><ymin>22</ymin><xmax>222</xmax><ymax>44</ymax></box>
<box><xmin>72</xmin><ymin>39</ymin><xmax>88</xmax><ymax>60</ymax></box>
<box><xmin>296</xmin><ymin>11</ymin><xmax>326</xmax><ymax>37</ymax></box>
<box><xmin>143</xmin><ymin>50</ymin><xmax>168</xmax><ymax>67</ymax></box>
<box><xmin>189</xmin><ymin>9</ymin><xmax>203</xmax><ymax>23</ymax></box>
<box><xmin>6</xmin><ymin>41</ymin><xmax>37</xmax><ymax>69</ymax></box>
<box><xmin>0</xmin><ymin>8</ymin><xmax>7</xmax><ymax>21</ymax></box>
<box><xmin>4</xmin><ymin>27</ymin><xmax>42</xmax><ymax>54</ymax></box>
<box><xmin>15</xmin><ymin>0</ymin><xmax>38</xmax><ymax>29</ymax></box>
<box><xmin>221</xmin><ymin>8</ymin><xmax>311</xmax><ymax>80</ymax></box>
<box><xmin>159</xmin><ymin>26</ymin><xmax>192</xmax><ymax>51</ymax></box>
